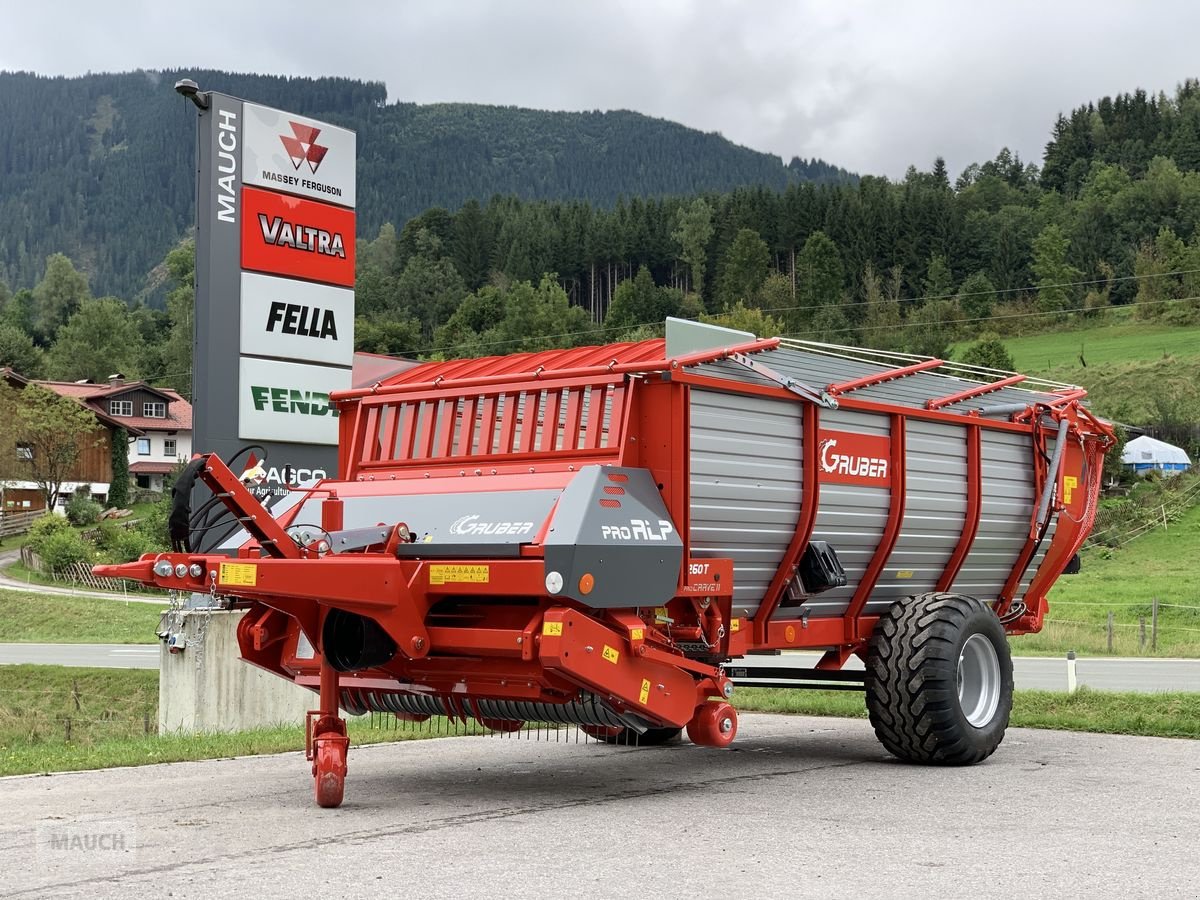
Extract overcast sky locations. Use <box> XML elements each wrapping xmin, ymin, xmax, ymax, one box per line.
<box><xmin>3</xmin><ymin>1</ymin><xmax>1198</xmax><ymax>179</ymax></box>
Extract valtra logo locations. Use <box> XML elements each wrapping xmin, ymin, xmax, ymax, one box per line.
<box><xmin>280</xmin><ymin>122</ymin><xmax>329</xmax><ymax>174</ymax></box>
<box><xmin>817</xmin><ymin>429</ymin><xmax>892</xmax><ymax>487</ymax></box>
<box><xmin>240</xmin><ymin>186</ymin><xmax>356</xmax><ymax>287</ymax></box>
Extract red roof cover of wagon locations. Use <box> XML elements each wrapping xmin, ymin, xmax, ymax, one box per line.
<box><xmin>379</xmin><ymin>339</ymin><xmax>671</xmax><ymax>386</ymax></box>
<box><xmin>333</xmin><ymin>335</ymin><xmax>781</xmax><ymax>400</ymax></box>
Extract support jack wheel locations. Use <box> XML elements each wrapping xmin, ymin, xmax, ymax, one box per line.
<box><xmin>311</xmin><ymin>716</ymin><xmax>348</xmax><ymax>809</ymax></box>
<box><xmin>686</xmin><ymin>702</ymin><xmax>738</xmax><ymax>748</ymax></box>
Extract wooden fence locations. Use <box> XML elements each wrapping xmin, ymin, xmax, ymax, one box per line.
<box><xmin>0</xmin><ymin>508</ymin><xmax>46</xmax><ymax>538</ymax></box>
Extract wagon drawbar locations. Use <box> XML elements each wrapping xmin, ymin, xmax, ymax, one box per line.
<box><xmin>96</xmin><ymin>319</ymin><xmax>1114</xmax><ymax>806</ymax></box>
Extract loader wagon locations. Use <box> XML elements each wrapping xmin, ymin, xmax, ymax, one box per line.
<box><xmin>97</xmin><ymin>321</ymin><xmax>1114</xmax><ymax>807</ymax></box>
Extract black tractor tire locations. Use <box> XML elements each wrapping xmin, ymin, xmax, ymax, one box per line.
<box><xmin>865</xmin><ymin>592</ymin><xmax>1013</xmax><ymax>765</ymax></box>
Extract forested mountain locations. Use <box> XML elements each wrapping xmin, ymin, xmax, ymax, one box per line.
<box><xmin>1042</xmin><ymin>81</ymin><xmax>1200</xmax><ymax>194</ymax></box>
<box><xmin>0</xmin><ymin>69</ymin><xmax>852</xmax><ymax>298</ymax></box>
<box><xmin>3</xmin><ymin>75</ymin><xmax>1200</xmax><ymax>441</ymax></box>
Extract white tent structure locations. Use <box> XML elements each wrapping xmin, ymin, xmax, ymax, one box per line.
<box><xmin>1121</xmin><ymin>435</ymin><xmax>1192</xmax><ymax>475</ymax></box>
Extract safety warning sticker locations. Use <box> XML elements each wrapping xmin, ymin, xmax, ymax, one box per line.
<box><xmin>429</xmin><ymin>564</ymin><xmax>490</xmax><ymax>585</ymax></box>
<box><xmin>218</xmin><ymin>562</ymin><xmax>258</xmax><ymax>587</ymax></box>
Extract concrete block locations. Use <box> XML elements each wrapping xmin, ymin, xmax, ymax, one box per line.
<box><xmin>159</xmin><ymin>609</ymin><xmax>315</xmax><ymax>734</ymax></box>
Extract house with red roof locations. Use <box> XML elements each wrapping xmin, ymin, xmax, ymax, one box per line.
<box><xmin>44</xmin><ymin>374</ymin><xmax>194</xmax><ymax>494</ymax></box>
<box><xmin>2</xmin><ymin>370</ymin><xmax>192</xmax><ymax>511</ymax></box>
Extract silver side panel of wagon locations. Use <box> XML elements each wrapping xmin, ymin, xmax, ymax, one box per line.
<box><xmin>865</xmin><ymin>418</ymin><xmax>968</xmax><ymax>614</ymax></box>
<box><xmin>802</xmin><ymin>409</ymin><xmax>891</xmax><ymax>618</ymax></box>
<box><xmin>689</xmin><ymin>388</ymin><xmax>803</xmax><ymax>617</ymax></box>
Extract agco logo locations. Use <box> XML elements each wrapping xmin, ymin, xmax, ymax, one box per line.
<box><xmin>239</xmin><ymin>454</ymin><xmax>327</xmax><ymax>497</ymax></box>
<box><xmin>448</xmin><ymin>514</ymin><xmax>535</xmax><ymax>537</ymax></box>
<box><xmin>280</xmin><ymin>122</ymin><xmax>328</xmax><ymax>174</ymax></box>
<box><xmin>819</xmin><ymin>435</ymin><xmax>890</xmax><ymax>482</ymax></box>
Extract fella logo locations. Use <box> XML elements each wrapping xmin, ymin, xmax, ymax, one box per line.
<box><xmin>241</xmin><ymin>186</ymin><xmax>355</xmax><ymax>287</ymax></box>
<box><xmin>817</xmin><ymin>430</ymin><xmax>892</xmax><ymax>487</ymax></box>
<box><xmin>280</xmin><ymin>122</ymin><xmax>328</xmax><ymax>174</ymax></box>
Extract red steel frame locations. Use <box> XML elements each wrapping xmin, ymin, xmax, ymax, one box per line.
<box><xmin>94</xmin><ymin>337</ymin><xmax>1114</xmax><ymax>799</ymax></box>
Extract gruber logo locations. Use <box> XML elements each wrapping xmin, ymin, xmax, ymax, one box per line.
<box><xmin>280</xmin><ymin>122</ymin><xmax>328</xmax><ymax>174</ymax></box>
<box><xmin>448</xmin><ymin>514</ymin><xmax>535</xmax><ymax>537</ymax></box>
<box><xmin>241</xmin><ymin>186</ymin><xmax>355</xmax><ymax>287</ymax></box>
<box><xmin>817</xmin><ymin>430</ymin><xmax>891</xmax><ymax>486</ymax></box>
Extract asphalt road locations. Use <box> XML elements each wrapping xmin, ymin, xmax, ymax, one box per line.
<box><xmin>0</xmin><ymin>549</ymin><xmax>169</xmax><ymax>605</ymax></box>
<box><xmin>1</xmin><ymin>714</ymin><xmax>1195</xmax><ymax>899</ymax></box>
<box><xmin>2</xmin><ymin>643</ymin><xmax>1197</xmax><ymax>692</ymax></box>
<box><xmin>735</xmin><ymin>651</ymin><xmax>1200</xmax><ymax>693</ymax></box>
<box><xmin>0</xmin><ymin>643</ymin><xmax>159</xmax><ymax>670</ymax></box>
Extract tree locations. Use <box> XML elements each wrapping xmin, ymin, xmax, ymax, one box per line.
<box><xmin>109</xmin><ymin>427</ymin><xmax>130</xmax><ymax>508</ymax></box>
<box><xmin>354</xmin><ymin>316</ymin><xmax>424</xmax><ymax>356</ymax></box>
<box><xmin>605</xmin><ymin>266</ymin><xmax>680</xmax><ymax>335</ymax></box>
<box><xmin>32</xmin><ymin>253</ymin><xmax>90</xmax><ymax>341</ymax></box>
<box><xmin>700</xmin><ymin>301</ymin><xmax>783</xmax><ymax>338</ymax></box>
<box><xmin>922</xmin><ymin>253</ymin><xmax>954</xmax><ymax>300</ymax></box>
<box><xmin>793</xmin><ymin>230</ymin><xmax>844</xmax><ymax>332</ymax></box>
<box><xmin>1</xmin><ymin>289</ymin><xmax>35</xmax><ymax>334</ymax></box>
<box><xmin>0</xmin><ymin>384</ymin><xmax>100</xmax><ymax>510</ymax></box>
<box><xmin>435</xmin><ymin>277</ymin><xmax>595</xmax><ymax>359</ymax></box>
<box><xmin>718</xmin><ymin>228</ymin><xmax>770</xmax><ymax>309</ymax></box>
<box><xmin>0</xmin><ymin>324</ymin><xmax>45</xmax><ymax>377</ymax></box>
<box><xmin>160</xmin><ymin>243</ymin><xmax>195</xmax><ymax>396</ymax></box>
<box><xmin>672</xmin><ymin>198</ymin><xmax>714</xmax><ymax>296</ymax></box>
<box><xmin>394</xmin><ymin>230</ymin><xmax>468</xmax><ymax>340</ymax></box>
<box><xmin>809</xmin><ymin>302</ymin><xmax>853</xmax><ymax>344</ymax></box>
<box><xmin>452</xmin><ymin>200</ymin><xmax>494</xmax><ymax>290</ymax></box>
<box><xmin>902</xmin><ymin>298</ymin><xmax>959</xmax><ymax>358</ymax></box>
<box><xmin>861</xmin><ymin>263</ymin><xmax>901</xmax><ymax>349</ymax></box>
<box><xmin>958</xmin><ymin>336</ymin><xmax>1016</xmax><ymax>370</ymax></box>
<box><xmin>957</xmin><ymin>270</ymin><xmax>997</xmax><ymax>322</ymax></box>
<box><xmin>1032</xmin><ymin>224</ymin><xmax>1081</xmax><ymax>314</ymax></box>
<box><xmin>46</xmin><ymin>297</ymin><xmax>145</xmax><ymax>383</ymax></box>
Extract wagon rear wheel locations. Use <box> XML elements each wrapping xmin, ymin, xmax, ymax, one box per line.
<box><xmin>865</xmin><ymin>592</ymin><xmax>1013</xmax><ymax>765</ymax></box>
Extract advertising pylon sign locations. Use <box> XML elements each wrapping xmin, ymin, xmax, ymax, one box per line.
<box><xmin>180</xmin><ymin>80</ymin><xmax>356</xmax><ymax>544</ymax></box>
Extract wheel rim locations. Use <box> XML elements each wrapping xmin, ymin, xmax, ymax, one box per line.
<box><xmin>957</xmin><ymin>633</ymin><xmax>1001</xmax><ymax>728</ymax></box>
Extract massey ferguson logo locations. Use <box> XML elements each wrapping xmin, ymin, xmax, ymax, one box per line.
<box><xmin>258</xmin><ymin>215</ymin><xmax>347</xmax><ymax>258</ymax></box>
<box><xmin>449</xmin><ymin>514</ymin><xmax>535</xmax><ymax>537</ymax></box>
<box><xmin>819</xmin><ymin>436</ymin><xmax>889</xmax><ymax>481</ymax></box>
<box><xmin>280</xmin><ymin>122</ymin><xmax>328</xmax><ymax>174</ymax></box>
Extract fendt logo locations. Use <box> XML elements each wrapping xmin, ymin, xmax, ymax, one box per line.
<box><xmin>448</xmin><ymin>515</ymin><xmax>535</xmax><ymax>537</ymax></box>
<box><xmin>249</xmin><ymin>386</ymin><xmax>340</xmax><ymax>418</ymax></box>
<box><xmin>280</xmin><ymin>122</ymin><xmax>329</xmax><ymax>174</ymax></box>
<box><xmin>817</xmin><ymin>430</ymin><xmax>891</xmax><ymax>486</ymax></box>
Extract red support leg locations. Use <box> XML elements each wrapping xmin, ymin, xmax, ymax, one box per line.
<box><xmin>309</xmin><ymin>658</ymin><xmax>348</xmax><ymax>808</ymax></box>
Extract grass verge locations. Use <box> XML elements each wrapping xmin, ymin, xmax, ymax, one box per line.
<box><xmin>0</xmin><ymin>589</ymin><xmax>165</xmax><ymax>643</ymax></box>
<box><xmin>2</xmin><ymin>667</ymin><xmax>1196</xmax><ymax>778</ymax></box>
<box><xmin>0</xmin><ymin>666</ymin><xmax>475</xmax><ymax>777</ymax></box>
<box><xmin>736</xmin><ymin>687</ymin><xmax>1200</xmax><ymax>739</ymax></box>
<box><xmin>1010</xmin><ymin>503</ymin><xmax>1200</xmax><ymax>658</ymax></box>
